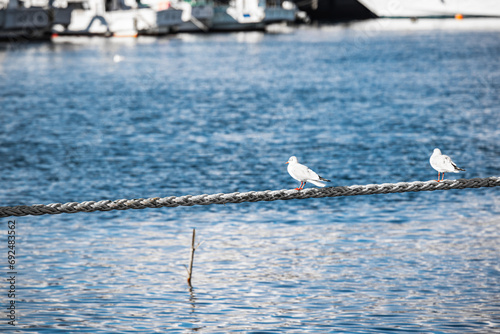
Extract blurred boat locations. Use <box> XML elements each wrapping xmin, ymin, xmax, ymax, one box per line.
<box><xmin>172</xmin><ymin>0</ymin><xmax>213</xmax><ymax>32</ymax></box>
<box><xmin>211</xmin><ymin>0</ymin><xmax>296</xmax><ymax>31</ymax></box>
<box><xmin>0</xmin><ymin>0</ymin><xmax>52</xmax><ymax>40</ymax></box>
<box><xmin>53</xmin><ymin>0</ymin><xmax>183</xmax><ymax>36</ymax></box>
<box><xmin>357</xmin><ymin>0</ymin><xmax>500</xmax><ymax>18</ymax></box>
<box><xmin>211</xmin><ymin>0</ymin><xmax>265</xmax><ymax>31</ymax></box>
<box><xmin>263</xmin><ymin>0</ymin><xmax>297</xmax><ymax>25</ymax></box>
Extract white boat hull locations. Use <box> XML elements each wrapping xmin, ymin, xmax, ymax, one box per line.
<box><xmin>60</xmin><ymin>6</ymin><xmax>182</xmax><ymax>36</ymax></box>
<box><xmin>211</xmin><ymin>5</ymin><xmax>265</xmax><ymax>31</ymax></box>
<box><xmin>357</xmin><ymin>0</ymin><xmax>500</xmax><ymax>18</ymax></box>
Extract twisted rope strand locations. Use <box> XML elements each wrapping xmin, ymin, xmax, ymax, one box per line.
<box><xmin>1</xmin><ymin>177</ymin><xmax>498</xmax><ymax>218</ymax></box>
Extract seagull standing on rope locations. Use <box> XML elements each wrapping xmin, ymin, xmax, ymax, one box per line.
<box><xmin>430</xmin><ymin>148</ymin><xmax>465</xmax><ymax>182</ymax></box>
<box><xmin>286</xmin><ymin>156</ymin><xmax>330</xmax><ymax>190</ymax></box>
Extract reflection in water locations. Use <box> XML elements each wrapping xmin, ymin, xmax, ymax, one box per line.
<box><xmin>188</xmin><ymin>287</ymin><xmax>202</xmax><ymax>332</ymax></box>
<box><xmin>189</xmin><ymin>287</ymin><xmax>196</xmax><ymax>312</ymax></box>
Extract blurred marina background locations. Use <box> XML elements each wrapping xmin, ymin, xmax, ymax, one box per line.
<box><xmin>2</xmin><ymin>0</ymin><xmax>500</xmax><ymax>40</ymax></box>
<box><xmin>1</xmin><ymin>1</ymin><xmax>500</xmax><ymax>332</ymax></box>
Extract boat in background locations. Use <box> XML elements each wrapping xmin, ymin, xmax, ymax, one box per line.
<box><xmin>0</xmin><ymin>0</ymin><xmax>53</xmax><ymax>40</ymax></box>
<box><xmin>211</xmin><ymin>0</ymin><xmax>265</xmax><ymax>31</ymax></box>
<box><xmin>357</xmin><ymin>0</ymin><xmax>500</xmax><ymax>18</ymax></box>
<box><xmin>53</xmin><ymin>0</ymin><xmax>183</xmax><ymax>36</ymax></box>
<box><xmin>263</xmin><ymin>0</ymin><xmax>297</xmax><ymax>25</ymax></box>
<box><xmin>2</xmin><ymin>0</ymin><xmax>298</xmax><ymax>40</ymax></box>
<box><xmin>172</xmin><ymin>0</ymin><xmax>213</xmax><ymax>32</ymax></box>
<box><xmin>211</xmin><ymin>0</ymin><xmax>296</xmax><ymax>31</ymax></box>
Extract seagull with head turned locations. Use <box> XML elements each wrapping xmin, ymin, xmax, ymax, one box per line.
<box><xmin>429</xmin><ymin>148</ymin><xmax>465</xmax><ymax>182</ymax></box>
<box><xmin>286</xmin><ymin>156</ymin><xmax>330</xmax><ymax>190</ymax></box>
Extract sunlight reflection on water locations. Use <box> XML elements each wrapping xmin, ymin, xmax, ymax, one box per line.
<box><xmin>17</xmin><ymin>198</ymin><xmax>500</xmax><ymax>332</ymax></box>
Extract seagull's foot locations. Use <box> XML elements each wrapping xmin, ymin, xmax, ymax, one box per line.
<box><xmin>435</xmin><ymin>180</ymin><xmax>440</xmax><ymax>182</ymax></box>
<box><xmin>295</xmin><ymin>188</ymin><xmax>302</xmax><ymax>191</ymax></box>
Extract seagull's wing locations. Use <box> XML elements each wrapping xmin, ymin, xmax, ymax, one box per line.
<box><xmin>442</xmin><ymin>155</ymin><xmax>452</xmax><ymax>166</ymax></box>
<box><xmin>293</xmin><ymin>164</ymin><xmax>321</xmax><ymax>181</ymax></box>
<box><xmin>443</xmin><ymin>155</ymin><xmax>458</xmax><ymax>171</ymax></box>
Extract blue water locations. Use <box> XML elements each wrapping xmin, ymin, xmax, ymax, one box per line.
<box><xmin>1</xmin><ymin>22</ymin><xmax>500</xmax><ymax>333</ymax></box>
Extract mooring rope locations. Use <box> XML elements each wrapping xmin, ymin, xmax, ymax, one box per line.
<box><xmin>0</xmin><ymin>177</ymin><xmax>498</xmax><ymax>218</ymax></box>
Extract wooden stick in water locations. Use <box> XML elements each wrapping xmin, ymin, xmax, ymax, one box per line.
<box><xmin>187</xmin><ymin>228</ymin><xmax>196</xmax><ymax>287</ymax></box>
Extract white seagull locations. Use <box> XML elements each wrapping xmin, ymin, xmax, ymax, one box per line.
<box><xmin>429</xmin><ymin>148</ymin><xmax>465</xmax><ymax>182</ymax></box>
<box><xmin>286</xmin><ymin>156</ymin><xmax>330</xmax><ymax>190</ymax></box>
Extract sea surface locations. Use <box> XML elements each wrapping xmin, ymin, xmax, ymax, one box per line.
<box><xmin>1</xmin><ymin>20</ymin><xmax>500</xmax><ymax>333</ymax></box>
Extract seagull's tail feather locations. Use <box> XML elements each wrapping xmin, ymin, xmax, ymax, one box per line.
<box><xmin>319</xmin><ymin>176</ymin><xmax>330</xmax><ymax>182</ymax></box>
<box><xmin>309</xmin><ymin>180</ymin><xmax>327</xmax><ymax>187</ymax></box>
<box><xmin>451</xmin><ymin>162</ymin><xmax>465</xmax><ymax>172</ymax></box>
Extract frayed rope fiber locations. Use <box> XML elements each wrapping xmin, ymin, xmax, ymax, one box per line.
<box><xmin>1</xmin><ymin>177</ymin><xmax>499</xmax><ymax>218</ymax></box>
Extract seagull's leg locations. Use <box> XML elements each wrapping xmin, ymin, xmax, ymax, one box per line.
<box><xmin>436</xmin><ymin>172</ymin><xmax>440</xmax><ymax>182</ymax></box>
<box><xmin>301</xmin><ymin>182</ymin><xmax>306</xmax><ymax>190</ymax></box>
<box><xmin>295</xmin><ymin>181</ymin><xmax>303</xmax><ymax>191</ymax></box>
<box><xmin>441</xmin><ymin>173</ymin><xmax>445</xmax><ymax>182</ymax></box>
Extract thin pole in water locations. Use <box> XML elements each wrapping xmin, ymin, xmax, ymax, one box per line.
<box><xmin>187</xmin><ymin>229</ymin><xmax>196</xmax><ymax>287</ymax></box>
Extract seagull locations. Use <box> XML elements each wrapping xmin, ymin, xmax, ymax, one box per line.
<box><xmin>429</xmin><ymin>148</ymin><xmax>465</xmax><ymax>182</ymax></box>
<box><xmin>286</xmin><ymin>156</ymin><xmax>330</xmax><ymax>190</ymax></box>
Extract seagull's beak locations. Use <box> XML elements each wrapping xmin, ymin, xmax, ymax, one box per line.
<box><xmin>286</xmin><ymin>161</ymin><xmax>289</xmax><ymax>164</ymax></box>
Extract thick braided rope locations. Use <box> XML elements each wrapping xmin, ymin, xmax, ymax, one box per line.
<box><xmin>0</xmin><ymin>177</ymin><xmax>498</xmax><ymax>218</ymax></box>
